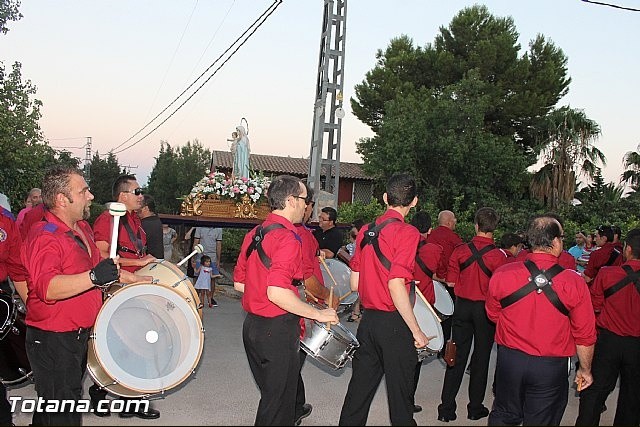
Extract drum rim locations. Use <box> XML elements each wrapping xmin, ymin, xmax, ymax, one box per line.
<box><xmin>414</xmin><ymin>289</ymin><xmax>444</xmax><ymax>353</ymax></box>
<box><xmin>137</xmin><ymin>260</ymin><xmax>202</xmax><ymax>318</ymax></box>
<box><xmin>0</xmin><ymin>293</ymin><xmax>18</xmax><ymax>339</ymax></box>
<box><xmin>92</xmin><ymin>283</ymin><xmax>204</xmax><ymax>393</ymax></box>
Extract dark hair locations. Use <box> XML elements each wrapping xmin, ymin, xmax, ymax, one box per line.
<box><xmin>266</xmin><ymin>175</ymin><xmax>303</xmax><ymax>210</ymax></box>
<box><xmin>305</xmin><ymin>184</ymin><xmax>315</xmax><ymax>206</ymax></box>
<box><xmin>410</xmin><ymin>211</ymin><xmax>432</xmax><ymax>234</ymax></box>
<box><xmin>526</xmin><ymin>214</ymin><xmax>562</xmax><ymax>250</ymax></box>
<box><xmin>42</xmin><ymin>166</ymin><xmax>84</xmax><ymax>209</ymax></box>
<box><xmin>200</xmin><ymin>255</ymin><xmax>212</xmax><ymax>264</ymax></box>
<box><xmin>596</xmin><ymin>225</ymin><xmax>615</xmax><ymax>243</ymax></box>
<box><xmin>475</xmin><ymin>207</ymin><xmax>499</xmax><ymax>233</ymax></box>
<box><xmin>613</xmin><ymin>225</ymin><xmax>622</xmax><ymax>240</ymax></box>
<box><xmin>386</xmin><ymin>172</ymin><xmax>417</xmax><ymax>207</ymax></box>
<box><xmin>500</xmin><ymin>232</ymin><xmax>523</xmax><ymax>249</ymax></box>
<box><xmin>625</xmin><ymin>229</ymin><xmax>640</xmax><ymax>259</ymax></box>
<box><xmin>352</xmin><ymin>218</ymin><xmax>365</xmax><ymax>231</ymax></box>
<box><xmin>321</xmin><ymin>207</ymin><xmax>337</xmax><ymax>223</ymax></box>
<box><xmin>142</xmin><ymin>194</ymin><xmax>156</xmax><ymax>212</ymax></box>
<box><xmin>112</xmin><ymin>174</ymin><xmax>137</xmax><ymax>200</ymax></box>
<box><xmin>349</xmin><ymin>227</ymin><xmax>358</xmax><ymax>239</ymax></box>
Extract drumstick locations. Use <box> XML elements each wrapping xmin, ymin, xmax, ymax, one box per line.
<box><xmin>319</xmin><ymin>256</ymin><xmax>339</xmax><ymax>289</ymax></box>
<box><xmin>577</xmin><ymin>377</ymin><xmax>584</xmax><ymax>392</ymax></box>
<box><xmin>326</xmin><ymin>286</ymin><xmax>334</xmax><ymax>330</ymax></box>
<box><xmin>415</xmin><ymin>288</ymin><xmax>441</xmax><ymax>323</ymax></box>
<box><xmin>177</xmin><ymin>244</ymin><xmax>204</xmax><ymax>267</ymax></box>
<box><xmin>338</xmin><ymin>290</ymin><xmax>353</xmax><ymax>302</ymax></box>
<box><xmin>107</xmin><ymin>202</ymin><xmax>127</xmax><ymax>259</ymax></box>
<box><xmin>305</xmin><ymin>290</ymin><xmax>319</xmax><ymax>303</ymax></box>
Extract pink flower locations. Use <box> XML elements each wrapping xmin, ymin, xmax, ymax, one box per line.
<box><xmin>242</xmin><ymin>177</ymin><xmax>248</xmax><ymax>183</ymax></box>
<box><xmin>233</xmin><ymin>187</ymin><xmax>240</xmax><ymax>193</ymax></box>
<box><xmin>247</xmin><ymin>187</ymin><xmax>255</xmax><ymax>194</ymax></box>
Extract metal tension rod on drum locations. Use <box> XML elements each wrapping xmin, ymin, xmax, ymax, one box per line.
<box><xmin>177</xmin><ymin>244</ymin><xmax>204</xmax><ymax>267</ymax></box>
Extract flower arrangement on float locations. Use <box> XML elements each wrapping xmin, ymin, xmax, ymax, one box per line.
<box><xmin>180</xmin><ymin>169</ymin><xmax>272</xmax><ymax>219</ymax></box>
<box><xmin>188</xmin><ymin>170</ymin><xmax>271</xmax><ymax>203</ymax></box>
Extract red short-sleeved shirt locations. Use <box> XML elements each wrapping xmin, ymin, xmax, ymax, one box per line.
<box><xmin>19</xmin><ymin>203</ymin><xmax>46</xmax><ymax>240</ymax></box>
<box><xmin>21</xmin><ymin>211</ymin><xmax>102</xmax><ymax>331</ymax></box>
<box><xmin>413</xmin><ymin>236</ymin><xmax>443</xmax><ymax>305</ymax></box>
<box><xmin>0</xmin><ymin>208</ymin><xmax>28</xmax><ymax>283</ymax></box>
<box><xmin>234</xmin><ymin>213</ymin><xmax>303</xmax><ymax>317</ymax></box>
<box><xmin>486</xmin><ymin>252</ymin><xmax>597</xmax><ymax>357</ymax></box>
<box><xmin>584</xmin><ymin>243</ymin><xmax>623</xmax><ymax>280</ymax></box>
<box><xmin>590</xmin><ymin>260</ymin><xmax>640</xmax><ymax>337</ymax></box>
<box><xmin>295</xmin><ymin>223</ymin><xmax>324</xmax><ymax>285</ymax></box>
<box><xmin>93</xmin><ymin>210</ymin><xmax>147</xmax><ymax>272</ymax></box>
<box><xmin>517</xmin><ymin>248</ymin><xmax>576</xmax><ymax>270</ymax></box>
<box><xmin>427</xmin><ymin>226</ymin><xmax>463</xmax><ymax>279</ymax></box>
<box><xmin>351</xmin><ymin>210</ymin><xmax>420</xmax><ymax>312</ymax></box>
<box><xmin>447</xmin><ymin>235</ymin><xmax>507</xmax><ymax>301</ymax></box>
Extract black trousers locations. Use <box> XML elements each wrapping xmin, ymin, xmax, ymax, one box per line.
<box><xmin>0</xmin><ymin>383</ymin><xmax>11</xmax><ymax>426</ymax></box>
<box><xmin>576</xmin><ymin>328</ymin><xmax>640</xmax><ymax>426</ymax></box>
<box><xmin>440</xmin><ymin>285</ymin><xmax>456</xmax><ymax>347</ymax></box>
<box><xmin>26</xmin><ymin>326</ymin><xmax>89</xmax><ymax>426</ymax></box>
<box><xmin>439</xmin><ymin>297</ymin><xmax>495</xmax><ymax>416</ymax></box>
<box><xmin>488</xmin><ymin>345</ymin><xmax>568</xmax><ymax>426</ymax></box>
<box><xmin>243</xmin><ymin>312</ymin><xmax>300</xmax><ymax>426</ymax></box>
<box><xmin>339</xmin><ymin>309</ymin><xmax>417</xmax><ymax>426</ymax></box>
<box><xmin>296</xmin><ymin>350</ymin><xmax>307</xmax><ymax>418</ymax></box>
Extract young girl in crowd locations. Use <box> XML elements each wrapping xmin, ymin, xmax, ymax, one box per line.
<box><xmin>194</xmin><ymin>255</ymin><xmax>221</xmax><ymax>308</ymax></box>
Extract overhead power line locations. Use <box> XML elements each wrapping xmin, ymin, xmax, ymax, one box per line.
<box><xmin>111</xmin><ymin>0</ymin><xmax>283</xmax><ymax>155</ymax></box>
<box><xmin>581</xmin><ymin>0</ymin><xmax>640</xmax><ymax>12</ymax></box>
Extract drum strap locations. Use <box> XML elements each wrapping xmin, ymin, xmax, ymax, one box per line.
<box><xmin>245</xmin><ymin>223</ymin><xmax>286</xmax><ymax>269</ymax></box>
<box><xmin>605</xmin><ymin>247</ymin><xmax>621</xmax><ymax>266</ymax></box>
<box><xmin>359</xmin><ymin>218</ymin><xmax>400</xmax><ymax>270</ymax></box>
<box><xmin>460</xmin><ymin>242</ymin><xmax>496</xmax><ymax>278</ymax></box>
<box><xmin>500</xmin><ymin>260</ymin><xmax>568</xmax><ymax>316</ymax></box>
<box><xmin>120</xmin><ymin>216</ymin><xmax>146</xmax><ymax>257</ymax></box>
<box><xmin>64</xmin><ymin>230</ymin><xmax>88</xmax><ymax>253</ymax></box>
<box><xmin>604</xmin><ymin>265</ymin><xmax>640</xmax><ymax>298</ymax></box>
<box><xmin>415</xmin><ymin>240</ymin><xmax>434</xmax><ymax>278</ymax></box>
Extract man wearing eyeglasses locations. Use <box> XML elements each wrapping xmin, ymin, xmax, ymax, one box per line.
<box><xmin>583</xmin><ymin>225</ymin><xmax>623</xmax><ymax>285</ymax></box>
<box><xmin>313</xmin><ymin>206</ymin><xmax>343</xmax><ymax>259</ymax></box>
<box><xmin>90</xmin><ymin>174</ymin><xmax>159</xmax><ymax>419</ymax></box>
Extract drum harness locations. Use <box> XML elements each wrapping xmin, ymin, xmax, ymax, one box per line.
<box><xmin>499</xmin><ymin>260</ymin><xmax>569</xmax><ymax>316</ymax></box>
<box><xmin>460</xmin><ymin>242</ymin><xmax>496</xmax><ymax>278</ymax></box>
<box><xmin>603</xmin><ymin>265</ymin><xmax>640</xmax><ymax>298</ymax></box>
<box><xmin>359</xmin><ymin>218</ymin><xmax>418</xmax><ymax>305</ymax></box>
<box><xmin>415</xmin><ymin>240</ymin><xmax>435</xmax><ymax>279</ymax></box>
<box><xmin>117</xmin><ymin>216</ymin><xmax>147</xmax><ymax>257</ymax></box>
<box><xmin>604</xmin><ymin>247</ymin><xmax>622</xmax><ymax>267</ymax></box>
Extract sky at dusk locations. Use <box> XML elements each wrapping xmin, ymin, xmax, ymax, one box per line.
<box><xmin>4</xmin><ymin>0</ymin><xmax>639</xmax><ymax>188</ymax></box>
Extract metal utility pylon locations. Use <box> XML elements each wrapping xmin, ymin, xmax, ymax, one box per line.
<box><xmin>308</xmin><ymin>0</ymin><xmax>347</xmax><ymax>219</ymax></box>
<box><xmin>84</xmin><ymin>137</ymin><xmax>92</xmax><ymax>184</ymax></box>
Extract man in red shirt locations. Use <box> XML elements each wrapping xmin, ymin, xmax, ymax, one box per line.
<box><xmin>583</xmin><ymin>225</ymin><xmax>623</xmax><ymax>284</ymax></box>
<box><xmin>438</xmin><ymin>207</ymin><xmax>507</xmax><ymax>422</ymax></box>
<box><xmin>339</xmin><ymin>172</ymin><xmax>429</xmax><ymax>426</ymax></box>
<box><xmin>576</xmin><ymin>228</ymin><xmax>640</xmax><ymax>426</ymax></box>
<box><xmin>0</xmin><ymin>205</ymin><xmax>29</xmax><ymax>426</ymax></box>
<box><xmin>486</xmin><ymin>214</ymin><xmax>596</xmax><ymax>426</ymax></box>
<box><xmin>20</xmin><ymin>166</ymin><xmax>122</xmax><ymax>426</ymax></box>
<box><xmin>293</xmin><ymin>184</ymin><xmax>338</xmax><ymax>425</ymax></box>
<box><xmin>428</xmin><ymin>210</ymin><xmax>463</xmax><ymax>354</ymax></box>
<box><xmin>234</xmin><ymin>175</ymin><xmax>338</xmax><ymax>426</ymax></box>
<box><xmin>409</xmin><ymin>210</ymin><xmax>442</xmax><ymax>414</ymax></box>
<box><xmin>90</xmin><ymin>175</ymin><xmax>159</xmax><ymax>419</ymax></box>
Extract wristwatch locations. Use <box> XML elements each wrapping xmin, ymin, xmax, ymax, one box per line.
<box><xmin>89</xmin><ymin>269</ymin><xmax>98</xmax><ymax>285</ymax></box>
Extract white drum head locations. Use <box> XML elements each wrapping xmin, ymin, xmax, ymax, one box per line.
<box><xmin>433</xmin><ymin>281</ymin><xmax>454</xmax><ymax>316</ymax></box>
<box><xmin>321</xmin><ymin>259</ymin><xmax>358</xmax><ymax>306</ymax></box>
<box><xmin>93</xmin><ymin>283</ymin><xmax>203</xmax><ymax>394</ymax></box>
<box><xmin>414</xmin><ymin>289</ymin><xmax>444</xmax><ymax>353</ymax></box>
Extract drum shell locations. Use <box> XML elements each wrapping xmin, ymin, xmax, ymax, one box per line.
<box><xmin>413</xmin><ymin>289</ymin><xmax>444</xmax><ymax>354</ymax></box>
<box><xmin>88</xmin><ymin>282</ymin><xmax>204</xmax><ymax>397</ymax></box>
<box><xmin>300</xmin><ymin>317</ymin><xmax>359</xmax><ymax>370</ymax></box>
<box><xmin>320</xmin><ymin>258</ymin><xmax>359</xmax><ymax>307</ymax></box>
<box><xmin>136</xmin><ymin>260</ymin><xmax>202</xmax><ymax>318</ymax></box>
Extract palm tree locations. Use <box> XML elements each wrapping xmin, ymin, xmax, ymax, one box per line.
<box><xmin>621</xmin><ymin>144</ymin><xmax>640</xmax><ymax>191</ymax></box>
<box><xmin>530</xmin><ymin>106</ymin><xmax>605</xmax><ymax>209</ymax></box>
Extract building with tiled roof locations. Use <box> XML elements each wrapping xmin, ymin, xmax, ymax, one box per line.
<box><xmin>210</xmin><ymin>150</ymin><xmax>374</xmax><ymax>205</ymax></box>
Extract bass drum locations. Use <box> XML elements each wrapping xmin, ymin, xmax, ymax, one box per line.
<box><xmin>0</xmin><ymin>290</ymin><xmax>31</xmax><ymax>385</ymax></box>
<box><xmin>136</xmin><ymin>260</ymin><xmax>203</xmax><ymax>318</ymax></box>
<box><xmin>414</xmin><ymin>288</ymin><xmax>444</xmax><ymax>361</ymax></box>
<box><xmin>433</xmin><ymin>281</ymin><xmax>454</xmax><ymax>317</ymax></box>
<box><xmin>320</xmin><ymin>258</ymin><xmax>358</xmax><ymax>308</ymax></box>
<box><xmin>87</xmin><ymin>282</ymin><xmax>204</xmax><ymax>398</ymax></box>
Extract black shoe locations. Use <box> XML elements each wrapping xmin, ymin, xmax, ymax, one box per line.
<box><xmin>413</xmin><ymin>404</ymin><xmax>423</xmax><ymax>413</ymax></box>
<box><xmin>211</xmin><ymin>298</ymin><xmax>218</xmax><ymax>307</ymax></box>
<box><xmin>437</xmin><ymin>413</ymin><xmax>457</xmax><ymax>422</ymax></box>
<box><xmin>294</xmin><ymin>403</ymin><xmax>312</xmax><ymax>426</ymax></box>
<box><xmin>119</xmin><ymin>406</ymin><xmax>160</xmax><ymax>420</ymax></box>
<box><xmin>467</xmin><ymin>406</ymin><xmax>489</xmax><ymax>421</ymax></box>
<box><xmin>90</xmin><ymin>400</ymin><xmax>111</xmax><ymax>417</ymax></box>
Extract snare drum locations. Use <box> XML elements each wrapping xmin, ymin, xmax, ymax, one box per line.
<box><xmin>0</xmin><ymin>290</ymin><xmax>32</xmax><ymax>385</ymax></box>
<box><xmin>87</xmin><ymin>282</ymin><xmax>204</xmax><ymax>397</ymax></box>
<box><xmin>320</xmin><ymin>258</ymin><xmax>358</xmax><ymax>308</ymax></box>
<box><xmin>414</xmin><ymin>288</ymin><xmax>444</xmax><ymax>361</ymax></box>
<box><xmin>300</xmin><ymin>304</ymin><xmax>359</xmax><ymax>370</ymax></box>
<box><xmin>433</xmin><ymin>281</ymin><xmax>454</xmax><ymax>317</ymax></box>
<box><xmin>136</xmin><ymin>260</ymin><xmax>202</xmax><ymax>318</ymax></box>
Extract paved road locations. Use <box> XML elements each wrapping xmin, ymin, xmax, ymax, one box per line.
<box><xmin>7</xmin><ymin>286</ymin><xmax>618</xmax><ymax>426</ymax></box>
